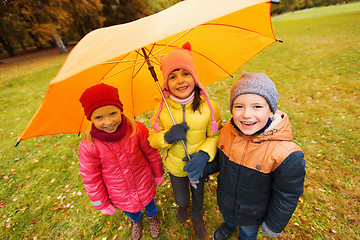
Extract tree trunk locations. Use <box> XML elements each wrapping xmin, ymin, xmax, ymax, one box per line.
<box><xmin>0</xmin><ymin>35</ymin><xmax>15</xmax><ymax>57</ymax></box>
<box><xmin>51</xmin><ymin>27</ymin><xmax>68</xmax><ymax>53</ymax></box>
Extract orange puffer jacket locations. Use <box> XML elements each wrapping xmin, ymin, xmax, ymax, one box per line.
<box><xmin>204</xmin><ymin>111</ymin><xmax>305</xmax><ymax>233</ymax></box>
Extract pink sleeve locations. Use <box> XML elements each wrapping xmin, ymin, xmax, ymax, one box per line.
<box><xmin>78</xmin><ymin>139</ymin><xmax>110</xmax><ymax>210</ymax></box>
<box><xmin>137</xmin><ymin>123</ymin><xmax>164</xmax><ymax>178</ymax></box>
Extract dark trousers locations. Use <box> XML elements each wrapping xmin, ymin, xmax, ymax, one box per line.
<box><xmin>169</xmin><ymin>173</ymin><xmax>205</xmax><ymax>220</ymax></box>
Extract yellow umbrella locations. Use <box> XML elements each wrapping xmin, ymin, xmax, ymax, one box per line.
<box><xmin>16</xmin><ymin>0</ymin><xmax>281</xmax><ymax>146</ymax></box>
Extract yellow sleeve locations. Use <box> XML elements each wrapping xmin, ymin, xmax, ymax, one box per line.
<box><xmin>198</xmin><ymin>100</ymin><xmax>222</xmax><ymax>162</ymax></box>
<box><xmin>148</xmin><ymin>104</ymin><xmax>172</xmax><ymax>150</ymax></box>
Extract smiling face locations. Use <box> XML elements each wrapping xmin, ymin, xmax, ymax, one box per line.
<box><xmin>167</xmin><ymin>69</ymin><xmax>195</xmax><ymax>99</ymax></box>
<box><xmin>90</xmin><ymin>105</ymin><xmax>122</xmax><ymax>133</ymax></box>
<box><xmin>232</xmin><ymin>93</ymin><xmax>274</xmax><ymax>135</ymax></box>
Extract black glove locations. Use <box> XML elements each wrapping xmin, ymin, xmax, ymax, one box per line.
<box><xmin>164</xmin><ymin>122</ymin><xmax>189</xmax><ymax>144</ymax></box>
<box><xmin>183</xmin><ymin>151</ymin><xmax>210</xmax><ymax>181</ymax></box>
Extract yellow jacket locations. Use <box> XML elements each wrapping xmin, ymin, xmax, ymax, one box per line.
<box><xmin>148</xmin><ymin>96</ymin><xmax>222</xmax><ymax>177</ymax></box>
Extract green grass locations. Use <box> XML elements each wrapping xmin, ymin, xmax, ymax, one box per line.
<box><xmin>1</xmin><ymin>3</ymin><xmax>360</xmax><ymax>239</ymax></box>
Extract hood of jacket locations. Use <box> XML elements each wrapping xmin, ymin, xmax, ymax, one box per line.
<box><xmin>219</xmin><ymin>110</ymin><xmax>300</xmax><ymax>174</ymax></box>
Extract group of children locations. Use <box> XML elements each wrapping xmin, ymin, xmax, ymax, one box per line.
<box><xmin>78</xmin><ymin>42</ymin><xmax>306</xmax><ymax>240</ymax></box>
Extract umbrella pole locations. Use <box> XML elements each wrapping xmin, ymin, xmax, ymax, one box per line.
<box><xmin>141</xmin><ymin>48</ymin><xmax>199</xmax><ymax>188</ymax></box>
<box><xmin>141</xmin><ymin>48</ymin><xmax>191</xmax><ymax>161</ymax></box>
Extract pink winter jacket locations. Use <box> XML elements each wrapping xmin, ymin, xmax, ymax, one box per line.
<box><xmin>78</xmin><ymin>122</ymin><xmax>164</xmax><ymax>213</ymax></box>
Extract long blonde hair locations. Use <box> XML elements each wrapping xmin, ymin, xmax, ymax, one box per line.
<box><xmin>85</xmin><ymin>113</ymin><xmax>138</xmax><ymax>144</ymax></box>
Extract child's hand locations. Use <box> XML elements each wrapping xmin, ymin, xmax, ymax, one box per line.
<box><xmin>155</xmin><ymin>176</ymin><xmax>163</xmax><ymax>185</ymax></box>
<box><xmin>164</xmin><ymin>122</ymin><xmax>189</xmax><ymax>144</ymax></box>
<box><xmin>183</xmin><ymin>151</ymin><xmax>209</xmax><ymax>181</ymax></box>
<box><xmin>261</xmin><ymin>222</ymin><xmax>282</xmax><ymax>238</ymax></box>
<box><xmin>100</xmin><ymin>204</ymin><xmax>117</xmax><ymax>215</ymax></box>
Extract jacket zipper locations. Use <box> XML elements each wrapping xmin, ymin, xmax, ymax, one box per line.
<box><xmin>181</xmin><ymin>104</ymin><xmax>188</xmax><ymax>156</ymax></box>
<box><xmin>233</xmin><ymin>138</ymin><xmax>249</xmax><ymax>215</ymax></box>
<box><xmin>181</xmin><ymin>104</ymin><xmax>186</xmax><ymax>123</ymax></box>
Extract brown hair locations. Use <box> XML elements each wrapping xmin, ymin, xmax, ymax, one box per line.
<box><xmin>192</xmin><ymin>86</ymin><xmax>201</xmax><ymax>112</ymax></box>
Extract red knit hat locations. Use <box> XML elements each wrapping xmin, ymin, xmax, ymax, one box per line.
<box><xmin>79</xmin><ymin>83</ymin><xmax>123</xmax><ymax>120</ymax></box>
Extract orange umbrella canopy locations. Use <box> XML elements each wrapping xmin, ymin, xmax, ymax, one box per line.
<box><xmin>17</xmin><ymin>0</ymin><xmax>280</xmax><ymax>144</ymax></box>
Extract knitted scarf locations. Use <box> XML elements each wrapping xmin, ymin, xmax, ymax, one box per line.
<box><xmin>90</xmin><ymin>115</ymin><xmax>129</xmax><ymax>142</ymax></box>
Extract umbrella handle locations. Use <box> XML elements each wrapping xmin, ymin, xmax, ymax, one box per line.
<box><xmin>141</xmin><ymin>48</ymin><xmax>192</xmax><ymax>161</ymax></box>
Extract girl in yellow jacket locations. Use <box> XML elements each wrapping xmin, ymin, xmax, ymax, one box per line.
<box><xmin>148</xmin><ymin>42</ymin><xmax>222</xmax><ymax>239</ymax></box>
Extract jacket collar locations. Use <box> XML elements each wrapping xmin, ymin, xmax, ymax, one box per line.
<box><xmin>229</xmin><ymin>111</ymin><xmax>293</xmax><ymax>142</ymax></box>
<box><xmin>167</xmin><ymin>95</ymin><xmax>206</xmax><ymax>109</ymax></box>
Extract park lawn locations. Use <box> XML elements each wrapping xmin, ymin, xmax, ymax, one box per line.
<box><xmin>1</xmin><ymin>2</ymin><xmax>359</xmax><ymax>239</ymax></box>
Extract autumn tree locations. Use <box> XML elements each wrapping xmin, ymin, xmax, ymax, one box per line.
<box><xmin>1</xmin><ymin>0</ymin><xmax>358</xmax><ymax>58</ymax></box>
<box><xmin>101</xmin><ymin>0</ymin><xmax>153</xmax><ymax>27</ymax></box>
<box><xmin>63</xmin><ymin>0</ymin><xmax>105</xmax><ymax>38</ymax></box>
<box><xmin>0</xmin><ymin>0</ymin><xmax>20</xmax><ymax>56</ymax></box>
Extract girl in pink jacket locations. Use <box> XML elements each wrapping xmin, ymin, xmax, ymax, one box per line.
<box><xmin>78</xmin><ymin>83</ymin><xmax>164</xmax><ymax>240</ymax></box>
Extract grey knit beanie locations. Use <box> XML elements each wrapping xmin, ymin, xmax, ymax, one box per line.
<box><xmin>230</xmin><ymin>73</ymin><xmax>279</xmax><ymax>113</ymax></box>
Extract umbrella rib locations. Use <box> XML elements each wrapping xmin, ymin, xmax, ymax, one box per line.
<box><xmin>130</xmin><ymin>51</ymin><xmax>141</xmax><ymax>117</ymax></box>
<box><xmin>103</xmin><ymin>29</ymin><xmax>194</xmax><ymax>66</ymax></box>
<box><xmin>101</xmin><ymin>22</ymin><xmax>275</xmax><ymax>80</ymax></box>
<box><xmin>101</xmin><ymin>60</ymin><xmax>144</xmax><ymax>80</ymax></box>
<box><xmin>201</xmin><ymin>22</ymin><xmax>276</xmax><ymax>40</ymax></box>
<box><xmin>149</xmin><ymin>28</ymin><xmax>195</xmax><ymax>57</ymax></box>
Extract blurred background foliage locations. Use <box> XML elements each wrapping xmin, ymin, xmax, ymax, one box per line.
<box><xmin>0</xmin><ymin>0</ymin><xmax>358</xmax><ymax>58</ymax></box>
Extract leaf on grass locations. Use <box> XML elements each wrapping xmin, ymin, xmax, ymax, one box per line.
<box><xmin>0</xmin><ymin>200</ymin><xmax>5</xmax><ymax>208</ymax></box>
<box><xmin>3</xmin><ymin>175</ymin><xmax>9</xmax><ymax>180</ymax></box>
